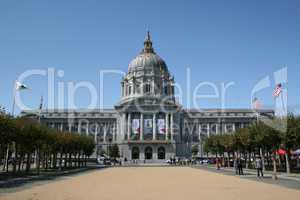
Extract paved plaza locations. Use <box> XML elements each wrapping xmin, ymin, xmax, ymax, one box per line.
<box><xmin>1</xmin><ymin>167</ymin><xmax>299</xmax><ymax>200</ymax></box>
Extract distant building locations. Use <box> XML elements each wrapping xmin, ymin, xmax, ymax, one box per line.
<box><xmin>22</xmin><ymin>32</ymin><xmax>274</xmax><ymax>162</ymax></box>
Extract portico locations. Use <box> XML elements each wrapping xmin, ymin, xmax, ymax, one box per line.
<box><xmin>122</xmin><ymin>112</ymin><xmax>175</xmax><ymax>142</ymax></box>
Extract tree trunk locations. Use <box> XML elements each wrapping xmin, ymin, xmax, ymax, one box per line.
<box><xmin>37</xmin><ymin>149</ymin><xmax>40</xmax><ymax>175</ymax></box>
<box><xmin>227</xmin><ymin>152</ymin><xmax>230</xmax><ymax>167</ymax></box>
<box><xmin>285</xmin><ymin>153</ymin><xmax>290</xmax><ymax>174</ymax></box>
<box><xmin>272</xmin><ymin>153</ymin><xmax>278</xmax><ymax>180</ymax></box>
<box><xmin>278</xmin><ymin>154</ymin><xmax>282</xmax><ymax>169</ymax></box>
<box><xmin>21</xmin><ymin>156</ymin><xmax>25</xmax><ymax>170</ymax></box>
<box><xmin>64</xmin><ymin>154</ymin><xmax>67</xmax><ymax>168</ymax></box>
<box><xmin>18</xmin><ymin>154</ymin><xmax>23</xmax><ymax>172</ymax></box>
<box><xmin>245</xmin><ymin>152</ymin><xmax>249</xmax><ymax>169</ymax></box>
<box><xmin>59</xmin><ymin>152</ymin><xmax>63</xmax><ymax>170</ymax></box>
<box><xmin>4</xmin><ymin>144</ymin><xmax>10</xmax><ymax>173</ymax></box>
<box><xmin>68</xmin><ymin>153</ymin><xmax>72</xmax><ymax>168</ymax></box>
<box><xmin>78</xmin><ymin>153</ymin><xmax>81</xmax><ymax>168</ymax></box>
<box><xmin>52</xmin><ymin>153</ymin><xmax>57</xmax><ymax>169</ymax></box>
<box><xmin>45</xmin><ymin>153</ymin><xmax>49</xmax><ymax>169</ymax></box>
<box><xmin>42</xmin><ymin>152</ymin><xmax>46</xmax><ymax>169</ymax></box>
<box><xmin>12</xmin><ymin>143</ymin><xmax>18</xmax><ymax>174</ymax></box>
<box><xmin>26</xmin><ymin>153</ymin><xmax>31</xmax><ymax>173</ymax></box>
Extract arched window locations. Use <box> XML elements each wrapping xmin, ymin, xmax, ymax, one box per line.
<box><xmin>144</xmin><ymin>146</ymin><xmax>153</xmax><ymax>160</ymax></box>
<box><xmin>136</xmin><ymin>84</ymin><xmax>140</xmax><ymax>94</ymax></box>
<box><xmin>132</xmin><ymin>146</ymin><xmax>140</xmax><ymax>159</ymax></box>
<box><xmin>164</xmin><ymin>85</ymin><xmax>168</xmax><ymax>95</ymax></box>
<box><xmin>145</xmin><ymin>83</ymin><xmax>151</xmax><ymax>93</ymax></box>
<box><xmin>157</xmin><ymin>147</ymin><xmax>165</xmax><ymax>160</ymax></box>
<box><xmin>128</xmin><ymin>86</ymin><xmax>132</xmax><ymax>95</ymax></box>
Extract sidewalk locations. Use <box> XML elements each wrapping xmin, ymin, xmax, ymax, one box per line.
<box><xmin>192</xmin><ymin>164</ymin><xmax>300</xmax><ymax>190</ymax></box>
<box><xmin>216</xmin><ymin>165</ymin><xmax>300</xmax><ymax>181</ymax></box>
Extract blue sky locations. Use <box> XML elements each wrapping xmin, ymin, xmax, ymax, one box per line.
<box><xmin>0</xmin><ymin>0</ymin><xmax>299</xmax><ymax>114</ymax></box>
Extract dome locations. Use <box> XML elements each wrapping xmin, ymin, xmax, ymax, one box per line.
<box><xmin>128</xmin><ymin>53</ymin><xmax>167</xmax><ymax>72</ymax></box>
<box><xmin>119</xmin><ymin>32</ymin><xmax>175</xmax><ymax>103</ymax></box>
<box><xmin>128</xmin><ymin>31</ymin><xmax>168</xmax><ymax>72</ymax></box>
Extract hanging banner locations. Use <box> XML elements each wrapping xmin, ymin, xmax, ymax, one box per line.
<box><xmin>144</xmin><ymin>119</ymin><xmax>153</xmax><ymax>135</ymax></box>
<box><xmin>157</xmin><ymin>119</ymin><xmax>165</xmax><ymax>134</ymax></box>
<box><xmin>132</xmin><ymin>119</ymin><xmax>140</xmax><ymax>134</ymax></box>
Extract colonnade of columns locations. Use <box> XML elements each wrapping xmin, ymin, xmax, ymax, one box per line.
<box><xmin>48</xmin><ymin>121</ymin><xmax>117</xmax><ymax>144</ymax></box>
<box><xmin>121</xmin><ymin>79</ymin><xmax>174</xmax><ymax>98</ymax></box>
<box><xmin>193</xmin><ymin>122</ymin><xmax>243</xmax><ymax>139</ymax></box>
<box><xmin>122</xmin><ymin>112</ymin><xmax>174</xmax><ymax>141</ymax></box>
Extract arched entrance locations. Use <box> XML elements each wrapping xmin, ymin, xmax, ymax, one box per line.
<box><xmin>157</xmin><ymin>146</ymin><xmax>165</xmax><ymax>160</ymax></box>
<box><xmin>144</xmin><ymin>146</ymin><xmax>153</xmax><ymax>160</ymax></box>
<box><xmin>131</xmin><ymin>146</ymin><xmax>140</xmax><ymax>159</ymax></box>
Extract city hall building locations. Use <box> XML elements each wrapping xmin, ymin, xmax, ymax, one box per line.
<box><xmin>22</xmin><ymin>33</ymin><xmax>274</xmax><ymax>162</ymax></box>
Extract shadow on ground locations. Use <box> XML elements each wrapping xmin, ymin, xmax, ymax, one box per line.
<box><xmin>0</xmin><ymin>165</ymin><xmax>105</xmax><ymax>193</ymax></box>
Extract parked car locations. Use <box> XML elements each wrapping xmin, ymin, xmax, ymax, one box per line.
<box><xmin>97</xmin><ymin>156</ymin><xmax>111</xmax><ymax>165</ymax></box>
<box><xmin>201</xmin><ymin>159</ymin><xmax>209</xmax><ymax>164</ymax></box>
<box><xmin>165</xmin><ymin>159</ymin><xmax>172</xmax><ymax>164</ymax></box>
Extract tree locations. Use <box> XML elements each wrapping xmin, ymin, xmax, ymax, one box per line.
<box><xmin>109</xmin><ymin>144</ymin><xmax>119</xmax><ymax>159</ymax></box>
<box><xmin>191</xmin><ymin>144</ymin><xmax>199</xmax><ymax>156</ymax></box>
<box><xmin>0</xmin><ymin>116</ymin><xmax>96</xmax><ymax>174</ymax></box>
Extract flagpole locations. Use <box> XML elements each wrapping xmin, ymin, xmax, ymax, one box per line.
<box><xmin>38</xmin><ymin>96</ymin><xmax>43</xmax><ymax>123</ymax></box>
<box><xmin>280</xmin><ymin>90</ymin><xmax>286</xmax><ymax>118</ymax></box>
<box><xmin>273</xmin><ymin>83</ymin><xmax>281</xmax><ymax>180</ymax></box>
<box><xmin>11</xmin><ymin>80</ymin><xmax>17</xmax><ymax>116</ymax></box>
<box><xmin>5</xmin><ymin>80</ymin><xmax>17</xmax><ymax>172</ymax></box>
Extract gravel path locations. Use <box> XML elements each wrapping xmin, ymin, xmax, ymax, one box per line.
<box><xmin>1</xmin><ymin>167</ymin><xmax>299</xmax><ymax>200</ymax></box>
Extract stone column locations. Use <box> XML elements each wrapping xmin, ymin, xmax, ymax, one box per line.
<box><xmin>103</xmin><ymin>123</ymin><xmax>107</xmax><ymax>143</ymax></box>
<box><xmin>165</xmin><ymin>113</ymin><xmax>169</xmax><ymax>140</ymax></box>
<box><xmin>127</xmin><ymin>113</ymin><xmax>131</xmax><ymax>140</ymax></box>
<box><xmin>140</xmin><ymin>113</ymin><xmax>144</xmax><ymax>140</ymax></box>
<box><xmin>198</xmin><ymin>122</ymin><xmax>202</xmax><ymax>156</ymax></box>
<box><xmin>170</xmin><ymin>113</ymin><xmax>174</xmax><ymax>141</ymax></box>
<box><xmin>152</xmin><ymin>79</ymin><xmax>155</xmax><ymax>95</ymax></box>
<box><xmin>60</xmin><ymin>123</ymin><xmax>63</xmax><ymax>132</ymax></box>
<box><xmin>78</xmin><ymin>121</ymin><xmax>81</xmax><ymax>133</ymax></box>
<box><xmin>68</xmin><ymin>123</ymin><xmax>72</xmax><ymax>132</ymax></box>
<box><xmin>86</xmin><ymin>122</ymin><xmax>89</xmax><ymax>135</ymax></box>
<box><xmin>95</xmin><ymin>123</ymin><xmax>98</xmax><ymax>143</ymax></box>
<box><xmin>198</xmin><ymin>123</ymin><xmax>201</xmax><ymax>140</ymax></box>
<box><xmin>141</xmin><ymin>83</ymin><xmax>144</xmax><ymax>95</ymax></box>
<box><xmin>207</xmin><ymin>123</ymin><xmax>210</xmax><ymax>137</ymax></box>
<box><xmin>113</xmin><ymin>122</ymin><xmax>117</xmax><ymax>141</ymax></box>
<box><xmin>233</xmin><ymin>123</ymin><xmax>236</xmax><ymax>132</ymax></box>
<box><xmin>133</xmin><ymin>79</ymin><xmax>136</xmax><ymax>95</ymax></box>
<box><xmin>224</xmin><ymin>123</ymin><xmax>227</xmax><ymax>133</ymax></box>
<box><xmin>153</xmin><ymin>113</ymin><xmax>156</xmax><ymax>140</ymax></box>
<box><xmin>123</xmin><ymin>114</ymin><xmax>126</xmax><ymax>140</ymax></box>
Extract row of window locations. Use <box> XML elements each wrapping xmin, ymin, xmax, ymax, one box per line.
<box><xmin>184</xmin><ymin>123</ymin><xmax>249</xmax><ymax>135</ymax></box>
<box><xmin>124</xmin><ymin>83</ymin><xmax>173</xmax><ymax>96</ymax></box>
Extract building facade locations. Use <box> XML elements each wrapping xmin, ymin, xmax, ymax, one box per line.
<box><xmin>22</xmin><ymin>32</ymin><xmax>274</xmax><ymax>162</ymax></box>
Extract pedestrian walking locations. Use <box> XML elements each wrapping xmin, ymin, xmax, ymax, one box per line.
<box><xmin>234</xmin><ymin>158</ymin><xmax>238</xmax><ymax>175</ymax></box>
<box><xmin>255</xmin><ymin>156</ymin><xmax>264</xmax><ymax>178</ymax></box>
<box><xmin>216</xmin><ymin>158</ymin><xmax>221</xmax><ymax>170</ymax></box>
<box><xmin>237</xmin><ymin>157</ymin><xmax>244</xmax><ymax>175</ymax></box>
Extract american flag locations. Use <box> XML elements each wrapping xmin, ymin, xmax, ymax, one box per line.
<box><xmin>273</xmin><ymin>83</ymin><xmax>282</xmax><ymax>97</ymax></box>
